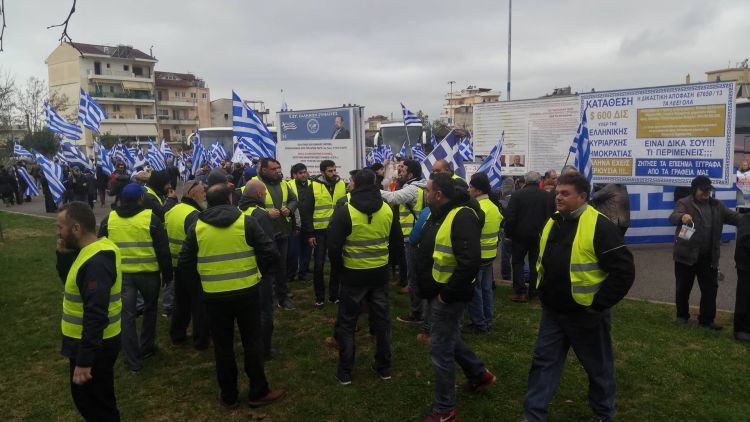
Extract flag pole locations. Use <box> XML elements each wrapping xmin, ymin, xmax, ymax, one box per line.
<box><xmin>403</xmin><ymin>121</ymin><xmax>413</xmax><ymax>159</ymax></box>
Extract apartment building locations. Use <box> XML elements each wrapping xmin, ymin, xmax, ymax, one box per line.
<box><xmin>155</xmin><ymin>71</ymin><xmax>211</xmax><ymax>143</ymax></box>
<box><xmin>46</xmin><ymin>42</ymin><xmax>158</xmax><ymax>152</ymax></box>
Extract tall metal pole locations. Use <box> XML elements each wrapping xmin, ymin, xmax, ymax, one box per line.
<box><xmin>507</xmin><ymin>0</ymin><xmax>512</xmax><ymax>101</ymax></box>
<box><xmin>448</xmin><ymin>80</ymin><xmax>455</xmax><ymax>126</ymax></box>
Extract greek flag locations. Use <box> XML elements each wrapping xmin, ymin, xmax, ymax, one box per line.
<box><xmin>236</xmin><ymin>137</ymin><xmax>262</xmax><ymax>161</ymax></box>
<box><xmin>281</xmin><ymin>99</ymin><xmax>289</xmax><ymax>112</ymax></box>
<box><xmin>112</xmin><ymin>143</ymin><xmax>135</xmax><ymax>170</ymax></box>
<box><xmin>401</xmin><ymin>103</ymin><xmax>421</xmax><ymax>126</ymax></box>
<box><xmin>160</xmin><ymin>140</ymin><xmax>176</xmax><ymax>163</ymax></box>
<box><xmin>34</xmin><ymin>151</ymin><xmax>65</xmax><ymax>203</ymax></box>
<box><xmin>399</xmin><ymin>141</ymin><xmax>407</xmax><ymax>158</ymax></box>
<box><xmin>365</xmin><ymin>149</ymin><xmax>376</xmax><ymax>166</ymax></box>
<box><xmin>458</xmin><ymin>136</ymin><xmax>474</xmax><ymax>161</ymax></box>
<box><xmin>78</xmin><ymin>88</ymin><xmax>108</xmax><ymax>132</ymax></box>
<box><xmin>421</xmin><ymin>130</ymin><xmax>465</xmax><ymax>179</ymax></box>
<box><xmin>625</xmin><ymin>185</ymin><xmax>737</xmax><ymax>244</ymax></box>
<box><xmin>54</xmin><ymin>151</ymin><xmax>68</xmax><ymax>166</ymax></box>
<box><xmin>45</xmin><ymin>103</ymin><xmax>82</xmax><ymax>140</ymax></box>
<box><xmin>16</xmin><ymin>166</ymin><xmax>40</xmax><ymax>197</ymax></box>
<box><xmin>134</xmin><ymin>146</ymin><xmax>148</xmax><ymax>170</ymax></box>
<box><xmin>147</xmin><ymin>140</ymin><xmax>166</xmax><ymax>171</ymax></box>
<box><xmin>477</xmin><ymin>131</ymin><xmax>504</xmax><ymax>190</ymax></box>
<box><xmin>95</xmin><ymin>142</ymin><xmax>114</xmax><ymax>176</ymax></box>
<box><xmin>191</xmin><ymin>133</ymin><xmax>206</xmax><ymax>175</ymax></box>
<box><xmin>14</xmin><ymin>143</ymin><xmax>33</xmax><ymax>158</ymax></box>
<box><xmin>60</xmin><ymin>141</ymin><xmax>93</xmax><ymax>171</ymax></box>
<box><xmin>208</xmin><ymin>141</ymin><xmax>226</xmax><ymax>168</ymax></box>
<box><xmin>411</xmin><ymin>144</ymin><xmax>427</xmax><ymax>162</ymax></box>
<box><xmin>233</xmin><ymin>90</ymin><xmax>276</xmax><ymax>158</ymax></box>
<box><xmin>381</xmin><ymin>144</ymin><xmax>394</xmax><ymax>160</ymax></box>
<box><xmin>430</xmin><ymin>132</ymin><xmax>438</xmax><ymax>149</ymax></box>
<box><xmin>571</xmin><ymin>111</ymin><xmax>593</xmax><ymax>193</ymax></box>
<box><xmin>369</xmin><ymin>147</ymin><xmax>384</xmax><ymax>164</ymax></box>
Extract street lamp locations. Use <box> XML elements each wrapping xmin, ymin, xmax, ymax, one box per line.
<box><xmin>447</xmin><ymin>80</ymin><xmax>455</xmax><ymax>126</ymax></box>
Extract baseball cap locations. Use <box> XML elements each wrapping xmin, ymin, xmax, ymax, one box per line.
<box><xmin>691</xmin><ymin>175</ymin><xmax>713</xmax><ymax>191</ymax></box>
<box><xmin>121</xmin><ymin>183</ymin><xmax>146</xmax><ymax>200</ymax></box>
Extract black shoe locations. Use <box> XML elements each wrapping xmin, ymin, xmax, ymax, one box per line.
<box><xmin>218</xmin><ymin>393</ymin><xmax>239</xmax><ymax>409</ymax></box>
<box><xmin>335</xmin><ymin>373</ymin><xmax>352</xmax><ymax>385</ymax></box>
<box><xmin>462</xmin><ymin>324</ymin><xmax>489</xmax><ymax>335</ymax></box>
<box><xmin>370</xmin><ymin>363</ymin><xmax>392</xmax><ymax>380</ymax></box>
<box><xmin>278</xmin><ymin>300</ymin><xmax>295</xmax><ymax>311</ymax></box>
<box><xmin>699</xmin><ymin>322</ymin><xmax>723</xmax><ymax>331</ymax></box>
<box><xmin>396</xmin><ymin>314</ymin><xmax>423</xmax><ymax>324</ymax></box>
<box><xmin>314</xmin><ymin>300</ymin><xmax>325</xmax><ymax>309</ymax></box>
<box><xmin>675</xmin><ymin>317</ymin><xmax>689</xmax><ymax>324</ymax></box>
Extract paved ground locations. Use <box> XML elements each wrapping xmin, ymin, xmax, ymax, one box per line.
<box><xmin>1</xmin><ymin>196</ymin><xmax>740</xmax><ymax>313</ymax></box>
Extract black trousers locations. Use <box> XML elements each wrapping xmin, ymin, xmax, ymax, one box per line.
<box><xmin>69</xmin><ymin>345</ymin><xmax>120</xmax><ymax>421</ymax></box>
<box><xmin>273</xmin><ymin>236</ymin><xmax>289</xmax><ymax>303</ymax></box>
<box><xmin>735</xmin><ymin>269</ymin><xmax>750</xmax><ymax>334</ymax></box>
<box><xmin>512</xmin><ymin>237</ymin><xmax>540</xmax><ymax>295</ymax></box>
<box><xmin>675</xmin><ymin>253</ymin><xmax>718</xmax><ymax>324</ymax></box>
<box><xmin>204</xmin><ymin>287</ymin><xmax>269</xmax><ymax>403</ymax></box>
<box><xmin>169</xmin><ymin>270</ymin><xmax>210</xmax><ymax>348</ymax></box>
<box><xmin>313</xmin><ymin>230</ymin><xmax>340</xmax><ymax>302</ymax></box>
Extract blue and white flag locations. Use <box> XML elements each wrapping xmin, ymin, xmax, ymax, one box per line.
<box><xmin>458</xmin><ymin>136</ymin><xmax>474</xmax><ymax>161</ymax></box>
<box><xmin>430</xmin><ymin>132</ymin><xmax>438</xmax><ymax>149</ymax></box>
<box><xmin>34</xmin><ymin>151</ymin><xmax>65</xmax><ymax>203</ymax></box>
<box><xmin>477</xmin><ymin>131</ymin><xmax>505</xmax><ymax>190</ymax></box>
<box><xmin>45</xmin><ymin>103</ymin><xmax>82</xmax><ymax>140</ymax></box>
<box><xmin>571</xmin><ymin>111</ymin><xmax>592</xmax><ymax>194</ymax></box>
<box><xmin>147</xmin><ymin>140</ymin><xmax>167</xmax><ymax>171</ymax></box>
<box><xmin>208</xmin><ymin>141</ymin><xmax>226</xmax><ymax>168</ymax></box>
<box><xmin>95</xmin><ymin>142</ymin><xmax>114</xmax><ymax>176</ymax></box>
<box><xmin>233</xmin><ymin>90</ymin><xmax>276</xmax><ymax>158</ymax></box>
<box><xmin>191</xmin><ymin>133</ymin><xmax>206</xmax><ymax>175</ymax></box>
<box><xmin>160</xmin><ymin>140</ymin><xmax>176</xmax><ymax>163</ymax></box>
<box><xmin>78</xmin><ymin>88</ymin><xmax>108</xmax><ymax>132</ymax></box>
<box><xmin>53</xmin><ymin>151</ymin><xmax>68</xmax><ymax>166</ymax></box>
<box><xmin>381</xmin><ymin>144</ymin><xmax>394</xmax><ymax>161</ymax></box>
<box><xmin>411</xmin><ymin>144</ymin><xmax>427</xmax><ymax>162</ymax></box>
<box><xmin>16</xmin><ymin>166</ymin><xmax>40</xmax><ymax>197</ymax></box>
<box><xmin>14</xmin><ymin>143</ymin><xmax>33</xmax><ymax>158</ymax></box>
<box><xmin>399</xmin><ymin>141</ymin><xmax>407</xmax><ymax>158</ymax></box>
<box><xmin>236</xmin><ymin>137</ymin><xmax>262</xmax><ymax>161</ymax></box>
<box><xmin>401</xmin><ymin>103</ymin><xmax>421</xmax><ymax>126</ymax></box>
<box><xmin>60</xmin><ymin>141</ymin><xmax>93</xmax><ymax>171</ymax></box>
<box><xmin>112</xmin><ymin>143</ymin><xmax>135</xmax><ymax>170</ymax></box>
<box><xmin>134</xmin><ymin>146</ymin><xmax>148</xmax><ymax>170</ymax></box>
<box><xmin>420</xmin><ymin>130</ymin><xmax>465</xmax><ymax>179</ymax></box>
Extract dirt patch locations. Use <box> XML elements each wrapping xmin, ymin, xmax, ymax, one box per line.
<box><xmin>0</xmin><ymin>227</ymin><xmax>53</xmax><ymax>241</ymax></box>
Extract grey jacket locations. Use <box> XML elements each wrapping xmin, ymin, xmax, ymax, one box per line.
<box><xmin>669</xmin><ymin>195</ymin><xmax>740</xmax><ymax>267</ymax></box>
<box><xmin>592</xmin><ymin>184</ymin><xmax>630</xmax><ymax>229</ymax></box>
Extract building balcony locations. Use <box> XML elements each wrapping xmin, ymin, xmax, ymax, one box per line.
<box><xmin>103</xmin><ymin>114</ymin><xmax>157</xmax><ymax>124</ymax></box>
<box><xmin>92</xmin><ymin>91</ymin><xmax>155</xmax><ymax>103</ymax></box>
<box><xmin>88</xmin><ymin>69</ymin><xmax>155</xmax><ymax>83</ymax></box>
<box><xmin>157</xmin><ymin>98</ymin><xmax>198</xmax><ymax>107</ymax></box>
<box><xmin>157</xmin><ymin>116</ymin><xmax>199</xmax><ymax>125</ymax></box>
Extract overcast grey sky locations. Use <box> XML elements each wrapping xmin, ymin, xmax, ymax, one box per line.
<box><xmin>2</xmin><ymin>0</ymin><xmax>748</xmax><ymax>122</ymax></box>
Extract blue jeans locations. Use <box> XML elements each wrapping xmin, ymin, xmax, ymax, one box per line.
<box><xmin>121</xmin><ymin>272</ymin><xmax>160</xmax><ymax>371</ymax></box>
<box><xmin>335</xmin><ymin>283</ymin><xmax>391</xmax><ymax>378</ymax></box>
<box><xmin>162</xmin><ymin>280</ymin><xmax>175</xmax><ymax>314</ymax></box>
<box><xmin>500</xmin><ymin>233</ymin><xmax>512</xmax><ymax>280</ymax></box>
<box><xmin>467</xmin><ymin>264</ymin><xmax>494</xmax><ymax>331</ymax></box>
<box><xmin>429</xmin><ymin>298</ymin><xmax>486</xmax><ymax>413</ymax></box>
<box><xmin>524</xmin><ymin>308</ymin><xmax>615</xmax><ymax>422</ymax></box>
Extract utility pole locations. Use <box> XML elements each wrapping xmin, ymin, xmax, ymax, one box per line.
<box><xmin>507</xmin><ymin>0</ymin><xmax>512</xmax><ymax>101</ymax></box>
<box><xmin>447</xmin><ymin>80</ymin><xmax>455</xmax><ymax>126</ymax></box>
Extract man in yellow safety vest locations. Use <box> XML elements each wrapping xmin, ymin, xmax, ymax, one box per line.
<box><xmin>523</xmin><ymin>172</ymin><xmax>635</xmax><ymax>422</ymax></box>
<box><xmin>56</xmin><ymin>201</ymin><xmax>122</xmax><ymax>420</ymax></box>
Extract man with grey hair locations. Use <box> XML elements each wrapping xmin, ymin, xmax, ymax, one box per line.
<box><xmin>504</xmin><ymin>171</ymin><xmax>554</xmax><ymax>302</ymax></box>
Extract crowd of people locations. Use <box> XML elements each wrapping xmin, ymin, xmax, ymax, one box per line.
<box><xmin>26</xmin><ymin>149</ymin><xmax>749</xmax><ymax>421</ymax></box>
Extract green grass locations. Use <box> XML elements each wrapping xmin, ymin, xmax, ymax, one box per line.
<box><xmin>0</xmin><ymin>211</ymin><xmax>748</xmax><ymax>421</ymax></box>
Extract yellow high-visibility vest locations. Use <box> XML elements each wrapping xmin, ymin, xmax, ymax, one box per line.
<box><xmin>398</xmin><ymin>186</ymin><xmax>424</xmax><ymax>237</ymax></box>
<box><xmin>61</xmin><ymin>238</ymin><xmax>122</xmax><ymax>339</ymax></box>
<box><xmin>312</xmin><ymin>180</ymin><xmax>346</xmax><ymax>230</ymax></box>
<box><xmin>343</xmin><ymin>202</ymin><xmax>392</xmax><ymax>269</ymax></box>
<box><xmin>478</xmin><ymin>197</ymin><xmax>503</xmax><ymax>260</ymax></box>
<box><xmin>145</xmin><ymin>185</ymin><xmax>164</xmax><ymax>206</ymax></box>
<box><xmin>107</xmin><ymin>209</ymin><xmax>158</xmax><ymax>273</ymax></box>
<box><xmin>164</xmin><ymin>202</ymin><xmax>199</xmax><ymax>267</ymax></box>
<box><xmin>432</xmin><ymin>206</ymin><xmax>477</xmax><ymax>283</ymax></box>
<box><xmin>536</xmin><ymin>206</ymin><xmax>608</xmax><ymax>306</ymax></box>
<box><xmin>250</xmin><ymin>176</ymin><xmax>290</xmax><ymax>223</ymax></box>
<box><xmin>196</xmin><ymin>215</ymin><xmax>260</xmax><ymax>293</ymax></box>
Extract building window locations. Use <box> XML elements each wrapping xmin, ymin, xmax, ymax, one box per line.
<box><xmin>109</xmin><ymin>86</ymin><xmax>114</xmax><ymax>93</ymax></box>
<box><xmin>223</xmin><ymin>113</ymin><xmax>229</xmax><ymax>121</ymax></box>
<box><xmin>124</xmin><ymin>65</ymin><xmax>129</xmax><ymax>71</ymax></box>
<box><xmin>106</xmin><ymin>63</ymin><xmax>110</xmax><ymax>68</ymax></box>
<box><xmin>191</xmin><ymin>92</ymin><xmax>196</xmax><ymax>98</ymax></box>
<box><xmin>113</xmin><ymin>105</ymin><xmax>121</xmax><ymax>112</ymax></box>
<box><xmin>202</xmin><ymin>93</ymin><xmax>207</xmax><ymax>99</ymax></box>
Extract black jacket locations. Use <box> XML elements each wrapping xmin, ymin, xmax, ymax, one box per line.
<box><xmin>504</xmin><ymin>184</ymin><xmax>554</xmax><ymax>240</ymax></box>
<box><xmin>538</xmin><ymin>205</ymin><xmax>635</xmax><ymax>314</ymax></box>
<box><xmin>734</xmin><ymin>213</ymin><xmax>750</xmax><ymax>272</ymax></box>
<box><xmin>669</xmin><ymin>195</ymin><xmax>740</xmax><ymax>268</ymax></box>
<box><xmin>238</xmin><ymin>196</ymin><xmax>277</xmax><ymax>240</ymax></box>
<box><xmin>327</xmin><ymin>184</ymin><xmax>403</xmax><ymax>287</ymax></box>
<box><xmin>178</xmin><ymin>204</ymin><xmax>279</xmax><ymax>301</ymax></box>
<box><xmin>99</xmin><ymin>204</ymin><xmax>173</xmax><ymax>282</ymax></box>
<box><xmin>56</xmin><ymin>249</ymin><xmax>121</xmax><ymax>367</ymax></box>
<box><xmin>300</xmin><ymin>174</ymin><xmax>345</xmax><ymax>237</ymax></box>
<box><xmin>415</xmin><ymin>190</ymin><xmax>484</xmax><ymax>303</ymax></box>
<box><xmin>256</xmin><ymin>174</ymin><xmax>298</xmax><ymax>237</ymax></box>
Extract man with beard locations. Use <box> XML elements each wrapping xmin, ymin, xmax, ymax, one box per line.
<box><xmin>251</xmin><ymin>158</ymin><xmax>298</xmax><ymax>310</ymax></box>
<box><xmin>300</xmin><ymin>160</ymin><xmax>347</xmax><ymax>307</ymax></box>
<box><xmin>56</xmin><ymin>202</ymin><xmax>122</xmax><ymax>420</ymax></box>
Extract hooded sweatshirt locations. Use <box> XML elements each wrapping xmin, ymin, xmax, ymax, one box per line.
<box><xmin>98</xmin><ymin>201</ymin><xmax>173</xmax><ymax>282</ymax></box>
<box><xmin>178</xmin><ymin>204</ymin><xmax>279</xmax><ymax>301</ymax></box>
<box><xmin>145</xmin><ymin>170</ymin><xmax>177</xmax><ymax>220</ymax></box>
<box><xmin>415</xmin><ymin>189</ymin><xmax>484</xmax><ymax>303</ymax></box>
<box><xmin>327</xmin><ymin>184</ymin><xmax>403</xmax><ymax>287</ymax></box>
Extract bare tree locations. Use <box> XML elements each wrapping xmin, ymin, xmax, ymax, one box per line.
<box><xmin>0</xmin><ymin>66</ymin><xmax>14</xmax><ymax>128</ymax></box>
<box><xmin>15</xmin><ymin>76</ymin><xmax>70</xmax><ymax>133</ymax></box>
